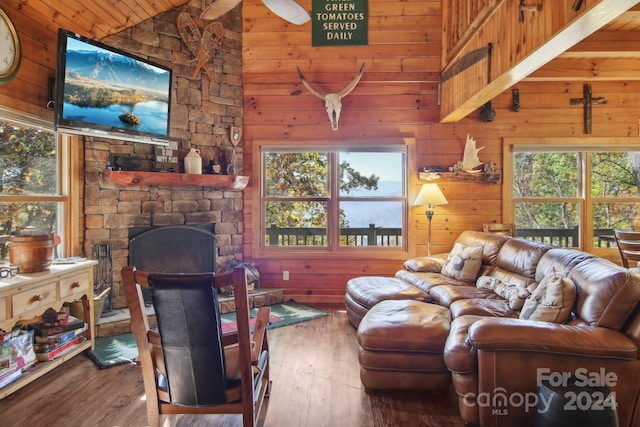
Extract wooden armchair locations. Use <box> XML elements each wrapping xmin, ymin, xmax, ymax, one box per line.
<box><xmin>614</xmin><ymin>229</ymin><xmax>640</xmax><ymax>268</ymax></box>
<box><xmin>121</xmin><ymin>266</ymin><xmax>270</xmax><ymax>427</ymax></box>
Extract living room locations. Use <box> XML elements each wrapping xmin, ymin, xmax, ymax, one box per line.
<box><xmin>1</xmin><ymin>0</ymin><xmax>640</xmax><ymax>426</ymax></box>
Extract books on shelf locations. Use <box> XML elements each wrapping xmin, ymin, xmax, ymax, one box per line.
<box><xmin>0</xmin><ymin>357</ymin><xmax>24</xmax><ymax>389</ymax></box>
<box><xmin>28</xmin><ymin>315</ymin><xmax>86</xmax><ymax>337</ymax></box>
<box><xmin>34</xmin><ymin>323</ymin><xmax>88</xmax><ymax>350</ymax></box>
<box><xmin>34</xmin><ymin>335</ymin><xmax>86</xmax><ymax>361</ymax></box>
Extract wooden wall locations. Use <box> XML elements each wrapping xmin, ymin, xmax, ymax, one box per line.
<box><xmin>241</xmin><ymin>0</ymin><xmax>639</xmax><ymax>301</ymax></box>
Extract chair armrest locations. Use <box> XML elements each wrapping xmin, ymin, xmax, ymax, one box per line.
<box><xmin>221</xmin><ymin>331</ymin><xmax>239</xmax><ymax>346</ymax></box>
<box><xmin>250</xmin><ymin>307</ymin><xmax>270</xmax><ymax>365</ymax></box>
<box><xmin>468</xmin><ymin>317</ymin><xmax>638</xmax><ymax>359</ymax></box>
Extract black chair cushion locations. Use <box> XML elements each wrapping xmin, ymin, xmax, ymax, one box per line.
<box><xmin>149</xmin><ymin>272</ymin><xmax>226</xmax><ymax>406</ymax></box>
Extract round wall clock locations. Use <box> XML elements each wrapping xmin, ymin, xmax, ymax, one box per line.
<box><xmin>0</xmin><ymin>6</ymin><xmax>21</xmax><ymax>84</ymax></box>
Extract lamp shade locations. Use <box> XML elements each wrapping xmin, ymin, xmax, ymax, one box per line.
<box><xmin>414</xmin><ymin>184</ymin><xmax>448</xmax><ymax>207</ymax></box>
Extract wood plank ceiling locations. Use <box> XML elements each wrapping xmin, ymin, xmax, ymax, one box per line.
<box><xmin>11</xmin><ymin>0</ymin><xmax>190</xmax><ymax>40</ymax></box>
<box><xmin>10</xmin><ymin>0</ymin><xmax>640</xmax><ymax>122</ymax></box>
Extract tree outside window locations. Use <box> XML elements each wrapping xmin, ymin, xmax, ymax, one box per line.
<box><xmin>511</xmin><ymin>147</ymin><xmax>640</xmax><ymax>250</ymax></box>
<box><xmin>262</xmin><ymin>147</ymin><xmax>406</xmax><ymax>249</ymax></box>
<box><xmin>0</xmin><ymin>113</ymin><xmax>62</xmax><ymax>261</ymax></box>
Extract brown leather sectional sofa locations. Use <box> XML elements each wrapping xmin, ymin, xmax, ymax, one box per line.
<box><xmin>345</xmin><ymin>231</ymin><xmax>640</xmax><ymax>427</ymax></box>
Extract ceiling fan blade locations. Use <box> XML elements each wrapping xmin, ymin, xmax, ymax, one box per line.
<box><xmin>261</xmin><ymin>0</ymin><xmax>311</xmax><ymax>25</ymax></box>
<box><xmin>201</xmin><ymin>0</ymin><xmax>241</xmax><ymax>20</ymax></box>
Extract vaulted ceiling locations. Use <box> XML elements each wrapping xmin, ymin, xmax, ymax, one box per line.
<box><xmin>10</xmin><ymin>0</ymin><xmax>640</xmax><ymax>121</ymax></box>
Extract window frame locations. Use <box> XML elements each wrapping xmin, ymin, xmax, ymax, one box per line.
<box><xmin>503</xmin><ymin>137</ymin><xmax>640</xmax><ymax>257</ymax></box>
<box><xmin>253</xmin><ymin>139</ymin><xmax>416</xmax><ymax>260</ymax></box>
<box><xmin>0</xmin><ymin>106</ymin><xmax>80</xmax><ymax>258</ymax></box>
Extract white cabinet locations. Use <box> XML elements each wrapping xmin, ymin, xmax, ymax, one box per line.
<box><xmin>0</xmin><ymin>261</ymin><xmax>97</xmax><ymax>399</ymax></box>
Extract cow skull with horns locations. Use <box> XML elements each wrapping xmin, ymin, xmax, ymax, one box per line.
<box><xmin>296</xmin><ymin>64</ymin><xmax>365</xmax><ymax>131</ymax></box>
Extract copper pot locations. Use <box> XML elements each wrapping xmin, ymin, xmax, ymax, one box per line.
<box><xmin>7</xmin><ymin>235</ymin><xmax>54</xmax><ymax>273</ymax></box>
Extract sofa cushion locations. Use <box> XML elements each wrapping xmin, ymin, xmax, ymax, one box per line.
<box><xmin>568</xmin><ymin>257</ymin><xmax>640</xmax><ymax>330</ymax></box>
<box><xmin>534</xmin><ymin>248</ymin><xmax>595</xmax><ymax>283</ymax></box>
<box><xmin>495</xmin><ymin>238</ymin><xmax>552</xmax><ymax>280</ymax></box>
<box><xmin>429</xmin><ymin>284</ymin><xmax>497</xmax><ymax>308</ymax></box>
<box><xmin>476</xmin><ymin>276</ymin><xmax>530</xmax><ymax>310</ymax></box>
<box><xmin>346</xmin><ymin>276</ymin><xmax>429</xmax><ymax>309</ymax></box>
<box><xmin>450</xmin><ymin>299</ymin><xmax>520</xmax><ymax>319</ymax></box>
<box><xmin>441</xmin><ymin>243</ymin><xmax>483</xmax><ymax>282</ymax></box>
<box><xmin>444</xmin><ymin>315</ymin><xmax>485</xmax><ymax>374</ymax></box>
<box><xmin>357</xmin><ymin>300</ymin><xmax>451</xmax><ymax>353</ymax></box>
<box><xmin>395</xmin><ymin>270</ymin><xmax>461</xmax><ymax>293</ymax></box>
<box><xmin>403</xmin><ymin>254</ymin><xmax>446</xmax><ymax>272</ymax></box>
<box><xmin>454</xmin><ymin>230</ymin><xmax>508</xmax><ymax>266</ymax></box>
<box><xmin>519</xmin><ymin>272</ymin><xmax>576</xmax><ymax>323</ymax></box>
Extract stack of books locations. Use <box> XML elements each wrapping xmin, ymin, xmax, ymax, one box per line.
<box><xmin>29</xmin><ymin>315</ymin><xmax>88</xmax><ymax>361</ymax></box>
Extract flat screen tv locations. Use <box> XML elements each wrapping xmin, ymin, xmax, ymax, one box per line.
<box><xmin>54</xmin><ymin>29</ymin><xmax>172</xmax><ymax>146</ymax></box>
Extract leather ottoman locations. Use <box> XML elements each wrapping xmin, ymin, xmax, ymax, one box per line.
<box><xmin>356</xmin><ymin>299</ymin><xmax>452</xmax><ymax>392</ymax></box>
<box><xmin>345</xmin><ymin>276</ymin><xmax>430</xmax><ymax>327</ymax></box>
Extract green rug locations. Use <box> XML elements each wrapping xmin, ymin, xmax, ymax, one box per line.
<box><xmin>88</xmin><ymin>301</ymin><xmax>327</xmax><ymax>369</ymax></box>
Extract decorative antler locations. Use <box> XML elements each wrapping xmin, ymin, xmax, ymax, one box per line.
<box><xmin>296</xmin><ymin>64</ymin><xmax>365</xmax><ymax>131</ymax></box>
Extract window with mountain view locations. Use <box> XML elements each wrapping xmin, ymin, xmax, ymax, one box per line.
<box><xmin>262</xmin><ymin>147</ymin><xmax>406</xmax><ymax>250</ymax></box>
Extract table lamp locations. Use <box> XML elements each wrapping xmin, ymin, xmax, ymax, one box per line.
<box><xmin>414</xmin><ymin>184</ymin><xmax>448</xmax><ymax>255</ymax></box>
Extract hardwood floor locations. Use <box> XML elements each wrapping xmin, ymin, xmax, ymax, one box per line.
<box><xmin>0</xmin><ymin>304</ymin><xmax>464</xmax><ymax>427</ymax></box>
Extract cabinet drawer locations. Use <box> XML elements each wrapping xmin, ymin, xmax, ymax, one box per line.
<box><xmin>59</xmin><ymin>272</ymin><xmax>90</xmax><ymax>299</ymax></box>
<box><xmin>12</xmin><ymin>283</ymin><xmax>57</xmax><ymax>316</ymax></box>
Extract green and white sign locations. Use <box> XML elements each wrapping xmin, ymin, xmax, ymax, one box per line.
<box><xmin>312</xmin><ymin>0</ymin><xmax>368</xmax><ymax>46</ymax></box>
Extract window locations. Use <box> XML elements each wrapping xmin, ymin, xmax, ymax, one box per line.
<box><xmin>262</xmin><ymin>146</ymin><xmax>407</xmax><ymax>250</ymax></box>
<box><xmin>0</xmin><ymin>107</ymin><xmax>71</xmax><ymax>261</ymax></box>
<box><xmin>505</xmin><ymin>138</ymin><xmax>640</xmax><ymax>251</ymax></box>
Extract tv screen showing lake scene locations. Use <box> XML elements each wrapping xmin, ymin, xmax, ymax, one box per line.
<box><xmin>56</xmin><ymin>31</ymin><xmax>171</xmax><ymax>142</ymax></box>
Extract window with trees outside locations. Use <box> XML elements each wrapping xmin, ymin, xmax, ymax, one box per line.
<box><xmin>506</xmin><ymin>139</ymin><xmax>640</xmax><ymax>252</ymax></box>
<box><xmin>262</xmin><ymin>146</ymin><xmax>406</xmax><ymax>250</ymax></box>
<box><xmin>0</xmin><ymin>107</ymin><xmax>69</xmax><ymax>261</ymax></box>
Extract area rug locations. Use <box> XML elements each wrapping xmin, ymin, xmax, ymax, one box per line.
<box><xmin>88</xmin><ymin>301</ymin><xmax>327</xmax><ymax>369</ymax></box>
<box><xmin>220</xmin><ymin>301</ymin><xmax>327</xmax><ymax>333</ymax></box>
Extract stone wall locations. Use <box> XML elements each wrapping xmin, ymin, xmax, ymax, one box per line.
<box><xmin>82</xmin><ymin>3</ymin><xmax>244</xmax><ymax>309</ymax></box>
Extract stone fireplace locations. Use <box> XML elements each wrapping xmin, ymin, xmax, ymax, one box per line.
<box><xmin>80</xmin><ymin>6</ymin><xmax>245</xmax><ymax>310</ymax></box>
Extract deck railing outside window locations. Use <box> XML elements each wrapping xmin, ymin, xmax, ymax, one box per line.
<box><xmin>266</xmin><ymin>224</ymin><xmax>402</xmax><ymax>246</ymax></box>
<box><xmin>265</xmin><ymin>225</ymin><xmax>616</xmax><ymax>248</ymax></box>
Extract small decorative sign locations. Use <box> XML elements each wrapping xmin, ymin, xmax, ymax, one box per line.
<box><xmin>154</xmin><ymin>140</ymin><xmax>179</xmax><ymax>172</ymax></box>
<box><xmin>312</xmin><ymin>0</ymin><xmax>368</xmax><ymax>47</ymax></box>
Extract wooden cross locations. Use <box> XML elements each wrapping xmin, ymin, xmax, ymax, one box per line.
<box><xmin>570</xmin><ymin>84</ymin><xmax>607</xmax><ymax>134</ymax></box>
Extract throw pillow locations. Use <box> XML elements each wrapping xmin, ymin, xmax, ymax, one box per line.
<box><xmin>476</xmin><ymin>276</ymin><xmax>530</xmax><ymax>310</ymax></box>
<box><xmin>441</xmin><ymin>243</ymin><xmax>483</xmax><ymax>282</ymax></box>
<box><xmin>493</xmin><ymin>281</ymin><xmax>530</xmax><ymax>311</ymax></box>
<box><xmin>519</xmin><ymin>272</ymin><xmax>576</xmax><ymax>323</ymax></box>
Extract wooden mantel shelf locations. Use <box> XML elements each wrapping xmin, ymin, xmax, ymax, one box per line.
<box><xmin>102</xmin><ymin>170</ymin><xmax>249</xmax><ymax>190</ymax></box>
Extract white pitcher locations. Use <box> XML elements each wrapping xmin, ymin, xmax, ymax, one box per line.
<box><xmin>184</xmin><ymin>147</ymin><xmax>202</xmax><ymax>174</ymax></box>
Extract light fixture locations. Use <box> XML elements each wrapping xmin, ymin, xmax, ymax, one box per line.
<box><xmin>261</xmin><ymin>0</ymin><xmax>311</xmax><ymax>25</ymax></box>
<box><xmin>414</xmin><ymin>184</ymin><xmax>448</xmax><ymax>256</ymax></box>
<box><xmin>201</xmin><ymin>0</ymin><xmax>310</xmax><ymax>25</ymax></box>
<box><xmin>200</xmin><ymin>0</ymin><xmax>241</xmax><ymax>20</ymax></box>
